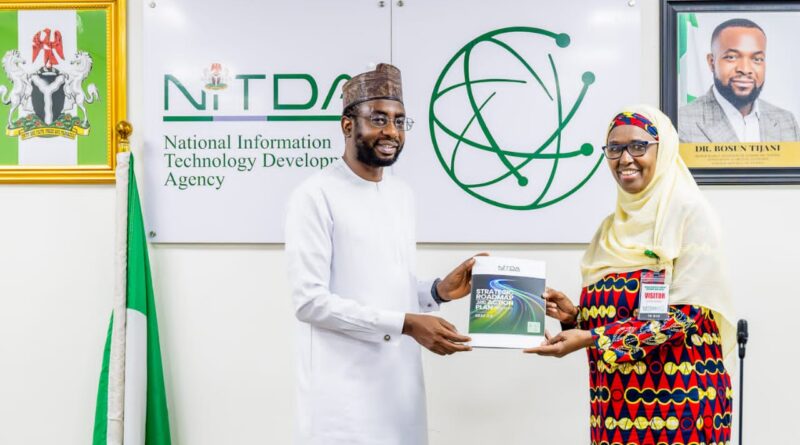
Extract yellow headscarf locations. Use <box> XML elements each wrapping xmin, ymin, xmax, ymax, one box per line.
<box><xmin>580</xmin><ymin>104</ymin><xmax>736</xmax><ymax>361</ymax></box>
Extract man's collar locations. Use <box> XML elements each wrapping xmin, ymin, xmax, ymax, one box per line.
<box><xmin>712</xmin><ymin>85</ymin><xmax>760</xmax><ymax>118</ymax></box>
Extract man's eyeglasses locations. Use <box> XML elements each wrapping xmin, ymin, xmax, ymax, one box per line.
<box><xmin>601</xmin><ymin>141</ymin><xmax>658</xmax><ymax>160</ymax></box>
<box><xmin>349</xmin><ymin>113</ymin><xmax>414</xmax><ymax>131</ymax></box>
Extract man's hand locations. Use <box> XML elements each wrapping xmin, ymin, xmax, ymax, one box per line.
<box><xmin>436</xmin><ymin>253</ymin><xmax>489</xmax><ymax>301</ymax></box>
<box><xmin>522</xmin><ymin>329</ymin><xmax>592</xmax><ymax>358</ymax></box>
<box><xmin>543</xmin><ymin>287</ymin><xmax>578</xmax><ymax>325</ymax></box>
<box><xmin>403</xmin><ymin>313</ymin><xmax>472</xmax><ymax>355</ymax></box>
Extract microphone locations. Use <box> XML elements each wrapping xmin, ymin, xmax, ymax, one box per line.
<box><xmin>737</xmin><ymin>319</ymin><xmax>748</xmax><ymax>359</ymax></box>
<box><xmin>737</xmin><ymin>318</ymin><xmax>749</xmax><ymax>445</ymax></box>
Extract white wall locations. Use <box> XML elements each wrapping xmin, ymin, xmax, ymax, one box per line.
<box><xmin>1</xmin><ymin>1</ymin><xmax>798</xmax><ymax>443</ymax></box>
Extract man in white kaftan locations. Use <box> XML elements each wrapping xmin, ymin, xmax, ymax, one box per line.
<box><xmin>285</xmin><ymin>64</ymin><xmax>479</xmax><ymax>445</ymax></box>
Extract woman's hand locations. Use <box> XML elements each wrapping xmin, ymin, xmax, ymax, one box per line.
<box><xmin>543</xmin><ymin>287</ymin><xmax>578</xmax><ymax>325</ymax></box>
<box><xmin>523</xmin><ymin>329</ymin><xmax>593</xmax><ymax>358</ymax></box>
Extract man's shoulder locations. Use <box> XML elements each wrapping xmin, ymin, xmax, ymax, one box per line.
<box><xmin>757</xmin><ymin>99</ymin><xmax>800</xmax><ymax>139</ymax></box>
<box><xmin>288</xmin><ymin>162</ymin><xmax>344</xmax><ymax>203</ymax></box>
<box><xmin>758</xmin><ymin>99</ymin><xmax>796</xmax><ymax>119</ymax></box>
<box><xmin>677</xmin><ymin>90</ymin><xmax>726</xmax><ymax>142</ymax></box>
<box><xmin>678</xmin><ymin>90</ymin><xmax>716</xmax><ymax>118</ymax></box>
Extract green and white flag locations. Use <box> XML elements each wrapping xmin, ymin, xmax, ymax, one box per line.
<box><xmin>677</xmin><ymin>12</ymin><xmax>708</xmax><ymax>106</ymax></box>
<box><xmin>93</xmin><ymin>152</ymin><xmax>172</xmax><ymax>445</ymax></box>
<box><xmin>0</xmin><ymin>9</ymin><xmax>106</xmax><ymax>166</ymax></box>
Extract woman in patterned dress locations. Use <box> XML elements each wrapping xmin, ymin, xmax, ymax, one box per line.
<box><xmin>525</xmin><ymin>105</ymin><xmax>736</xmax><ymax>445</ymax></box>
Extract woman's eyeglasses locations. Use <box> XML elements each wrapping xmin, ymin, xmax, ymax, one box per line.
<box><xmin>601</xmin><ymin>141</ymin><xmax>658</xmax><ymax>160</ymax></box>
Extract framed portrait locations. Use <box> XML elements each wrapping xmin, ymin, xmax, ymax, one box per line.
<box><xmin>661</xmin><ymin>0</ymin><xmax>800</xmax><ymax>184</ymax></box>
<box><xmin>0</xmin><ymin>0</ymin><xmax>126</xmax><ymax>183</ymax></box>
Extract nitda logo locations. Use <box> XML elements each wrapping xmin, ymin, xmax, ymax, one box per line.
<box><xmin>430</xmin><ymin>26</ymin><xmax>600</xmax><ymax>211</ymax></box>
<box><xmin>164</xmin><ymin>66</ymin><xmax>351</xmax><ymax>122</ymax></box>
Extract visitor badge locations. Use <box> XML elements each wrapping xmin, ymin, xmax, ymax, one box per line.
<box><xmin>638</xmin><ymin>270</ymin><xmax>669</xmax><ymax>321</ymax></box>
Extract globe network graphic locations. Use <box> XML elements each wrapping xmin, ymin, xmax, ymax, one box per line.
<box><xmin>429</xmin><ymin>27</ymin><xmax>602</xmax><ymax>210</ymax></box>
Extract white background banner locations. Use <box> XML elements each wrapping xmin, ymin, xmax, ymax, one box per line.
<box><xmin>143</xmin><ymin>0</ymin><xmax>640</xmax><ymax>243</ymax></box>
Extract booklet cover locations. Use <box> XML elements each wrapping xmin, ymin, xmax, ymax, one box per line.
<box><xmin>468</xmin><ymin>256</ymin><xmax>546</xmax><ymax>349</ymax></box>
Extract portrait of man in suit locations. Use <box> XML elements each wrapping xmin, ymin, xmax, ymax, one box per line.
<box><xmin>678</xmin><ymin>18</ymin><xmax>800</xmax><ymax>143</ymax></box>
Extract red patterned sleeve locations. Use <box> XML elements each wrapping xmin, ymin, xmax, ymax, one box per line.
<box><xmin>589</xmin><ymin>305</ymin><xmax>705</xmax><ymax>365</ymax></box>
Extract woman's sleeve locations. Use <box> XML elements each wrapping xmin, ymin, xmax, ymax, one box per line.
<box><xmin>589</xmin><ymin>304</ymin><xmax>705</xmax><ymax>365</ymax></box>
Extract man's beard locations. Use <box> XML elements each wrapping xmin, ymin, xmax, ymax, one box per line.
<box><xmin>355</xmin><ymin>137</ymin><xmax>403</xmax><ymax>167</ymax></box>
<box><xmin>714</xmin><ymin>75</ymin><xmax>763</xmax><ymax>110</ymax></box>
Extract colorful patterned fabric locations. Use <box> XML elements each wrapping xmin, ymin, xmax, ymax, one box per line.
<box><xmin>607</xmin><ymin>111</ymin><xmax>660</xmax><ymax>140</ymax></box>
<box><xmin>580</xmin><ymin>270</ymin><xmax>732</xmax><ymax>445</ymax></box>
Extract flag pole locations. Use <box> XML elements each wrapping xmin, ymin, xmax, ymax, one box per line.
<box><xmin>108</xmin><ymin>120</ymin><xmax>133</xmax><ymax>445</ymax></box>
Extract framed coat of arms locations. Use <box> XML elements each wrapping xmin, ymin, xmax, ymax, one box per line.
<box><xmin>0</xmin><ymin>0</ymin><xmax>126</xmax><ymax>183</ymax></box>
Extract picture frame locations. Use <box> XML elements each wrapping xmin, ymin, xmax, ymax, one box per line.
<box><xmin>661</xmin><ymin>0</ymin><xmax>800</xmax><ymax>184</ymax></box>
<box><xmin>0</xmin><ymin>0</ymin><xmax>126</xmax><ymax>183</ymax></box>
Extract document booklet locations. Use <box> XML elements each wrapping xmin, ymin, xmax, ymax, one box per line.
<box><xmin>468</xmin><ymin>256</ymin><xmax>546</xmax><ymax>349</ymax></box>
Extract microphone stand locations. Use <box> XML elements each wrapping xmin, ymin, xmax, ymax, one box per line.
<box><xmin>737</xmin><ymin>319</ymin><xmax>748</xmax><ymax>445</ymax></box>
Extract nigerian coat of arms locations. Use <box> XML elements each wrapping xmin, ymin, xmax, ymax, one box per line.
<box><xmin>0</xmin><ymin>28</ymin><xmax>100</xmax><ymax>140</ymax></box>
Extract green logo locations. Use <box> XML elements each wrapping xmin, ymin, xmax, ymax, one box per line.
<box><xmin>430</xmin><ymin>27</ymin><xmax>601</xmax><ymax>210</ymax></box>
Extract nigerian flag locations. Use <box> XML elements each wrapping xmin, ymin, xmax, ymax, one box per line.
<box><xmin>677</xmin><ymin>12</ymin><xmax>708</xmax><ymax>106</ymax></box>
<box><xmin>0</xmin><ymin>9</ymin><xmax>107</xmax><ymax>166</ymax></box>
<box><xmin>93</xmin><ymin>152</ymin><xmax>171</xmax><ymax>445</ymax></box>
